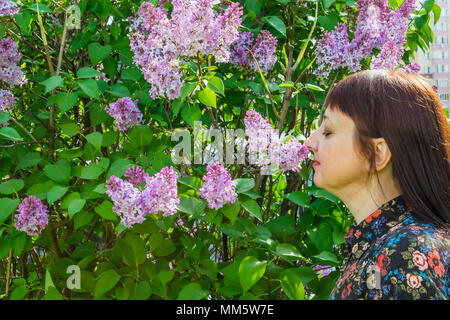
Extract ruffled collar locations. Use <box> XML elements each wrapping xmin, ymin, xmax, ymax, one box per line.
<box><xmin>344</xmin><ymin>195</ymin><xmax>414</xmax><ymax>259</ymax></box>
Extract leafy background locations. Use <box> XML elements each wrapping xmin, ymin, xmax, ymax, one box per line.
<box><xmin>0</xmin><ymin>0</ymin><xmax>441</xmax><ymax>300</ymax></box>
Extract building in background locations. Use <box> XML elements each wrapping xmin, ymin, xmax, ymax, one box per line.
<box><xmin>414</xmin><ymin>0</ymin><xmax>450</xmax><ymax>116</ymax></box>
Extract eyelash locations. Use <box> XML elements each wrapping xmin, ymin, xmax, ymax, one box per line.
<box><xmin>322</xmin><ymin>131</ymin><xmax>331</xmax><ymax>137</ymax></box>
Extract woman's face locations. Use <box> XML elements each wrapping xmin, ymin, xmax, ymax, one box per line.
<box><xmin>304</xmin><ymin>107</ymin><xmax>370</xmax><ymax>197</ymax></box>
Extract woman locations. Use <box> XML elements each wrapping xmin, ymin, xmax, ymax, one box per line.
<box><xmin>304</xmin><ymin>69</ymin><xmax>449</xmax><ymax>300</ymax></box>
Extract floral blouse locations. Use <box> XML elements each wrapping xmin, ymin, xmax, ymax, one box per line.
<box><xmin>329</xmin><ymin>195</ymin><xmax>449</xmax><ymax>300</ymax></box>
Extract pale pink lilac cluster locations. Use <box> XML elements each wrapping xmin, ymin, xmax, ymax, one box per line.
<box><xmin>128</xmin><ymin>0</ymin><xmax>243</xmax><ymax>99</ymax></box>
<box><xmin>0</xmin><ymin>88</ymin><xmax>16</xmax><ymax>112</ymax></box>
<box><xmin>105</xmin><ymin>175</ymin><xmax>146</xmax><ymax>228</ymax></box>
<box><xmin>230</xmin><ymin>30</ymin><xmax>278</xmax><ymax>73</ymax></box>
<box><xmin>138</xmin><ymin>166</ymin><xmax>180</xmax><ymax>217</ymax></box>
<box><xmin>199</xmin><ymin>162</ymin><xmax>237</xmax><ymax>209</ymax></box>
<box><xmin>105</xmin><ymin>97</ymin><xmax>144</xmax><ymax>132</ymax></box>
<box><xmin>315</xmin><ymin>0</ymin><xmax>418</xmax><ymax>77</ymax></box>
<box><xmin>124</xmin><ymin>165</ymin><xmax>150</xmax><ymax>187</ymax></box>
<box><xmin>106</xmin><ymin>166</ymin><xmax>180</xmax><ymax>228</ymax></box>
<box><xmin>244</xmin><ymin>110</ymin><xmax>310</xmax><ymax>171</ymax></box>
<box><xmin>244</xmin><ymin>109</ymin><xmax>280</xmax><ymax>169</ymax></box>
<box><xmin>0</xmin><ymin>0</ymin><xmax>20</xmax><ymax>16</ymax></box>
<box><xmin>279</xmin><ymin>138</ymin><xmax>310</xmax><ymax>172</ymax></box>
<box><xmin>0</xmin><ymin>37</ymin><xmax>26</xmax><ymax>86</ymax></box>
<box><xmin>14</xmin><ymin>195</ymin><xmax>49</xmax><ymax>237</ymax></box>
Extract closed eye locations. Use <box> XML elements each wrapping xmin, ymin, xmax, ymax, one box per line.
<box><xmin>322</xmin><ymin>131</ymin><xmax>331</xmax><ymax>137</ymax></box>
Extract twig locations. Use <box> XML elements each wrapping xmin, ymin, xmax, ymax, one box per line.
<box><xmin>5</xmin><ymin>249</ymin><xmax>13</xmax><ymax>300</ymax></box>
<box><xmin>0</xmin><ymin>141</ymin><xmax>38</xmax><ymax>149</ymax></box>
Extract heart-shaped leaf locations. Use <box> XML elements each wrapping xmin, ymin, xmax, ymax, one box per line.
<box><xmin>88</xmin><ymin>43</ymin><xmax>112</xmax><ymax>66</ymax></box>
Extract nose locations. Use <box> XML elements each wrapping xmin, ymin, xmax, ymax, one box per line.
<box><xmin>304</xmin><ymin>130</ymin><xmax>318</xmax><ymax>152</ymax></box>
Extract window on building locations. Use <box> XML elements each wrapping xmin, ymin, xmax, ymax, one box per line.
<box><xmin>439</xmin><ymin>93</ymin><xmax>449</xmax><ymax>101</ymax></box>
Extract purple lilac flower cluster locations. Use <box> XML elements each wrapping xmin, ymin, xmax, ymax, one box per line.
<box><xmin>105</xmin><ymin>97</ymin><xmax>144</xmax><ymax>132</ymax></box>
<box><xmin>230</xmin><ymin>30</ymin><xmax>278</xmax><ymax>73</ymax></box>
<box><xmin>14</xmin><ymin>195</ymin><xmax>49</xmax><ymax>237</ymax></box>
<box><xmin>315</xmin><ymin>0</ymin><xmax>418</xmax><ymax>77</ymax></box>
<box><xmin>0</xmin><ymin>0</ymin><xmax>20</xmax><ymax>16</ymax></box>
<box><xmin>0</xmin><ymin>88</ymin><xmax>16</xmax><ymax>112</ymax></box>
<box><xmin>105</xmin><ymin>166</ymin><xmax>180</xmax><ymax>228</ymax></box>
<box><xmin>124</xmin><ymin>165</ymin><xmax>150</xmax><ymax>187</ymax></box>
<box><xmin>128</xmin><ymin>0</ymin><xmax>243</xmax><ymax>99</ymax></box>
<box><xmin>244</xmin><ymin>110</ymin><xmax>310</xmax><ymax>171</ymax></box>
<box><xmin>244</xmin><ymin>109</ymin><xmax>281</xmax><ymax>169</ymax></box>
<box><xmin>199</xmin><ymin>162</ymin><xmax>238</xmax><ymax>209</ymax></box>
<box><xmin>0</xmin><ymin>37</ymin><xmax>26</xmax><ymax>86</ymax></box>
<box><xmin>279</xmin><ymin>138</ymin><xmax>310</xmax><ymax>172</ymax></box>
<box><xmin>139</xmin><ymin>166</ymin><xmax>180</xmax><ymax>217</ymax></box>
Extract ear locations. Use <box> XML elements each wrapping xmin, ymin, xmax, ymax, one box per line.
<box><xmin>373</xmin><ymin>138</ymin><xmax>391</xmax><ymax>171</ymax></box>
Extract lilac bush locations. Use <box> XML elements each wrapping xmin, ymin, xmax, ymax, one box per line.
<box><xmin>0</xmin><ymin>89</ymin><xmax>16</xmax><ymax>112</ymax></box>
<box><xmin>0</xmin><ymin>37</ymin><xmax>26</xmax><ymax>86</ymax></box>
<box><xmin>105</xmin><ymin>97</ymin><xmax>144</xmax><ymax>132</ymax></box>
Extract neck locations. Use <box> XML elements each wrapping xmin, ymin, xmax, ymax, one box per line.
<box><xmin>334</xmin><ymin>167</ymin><xmax>402</xmax><ymax>225</ymax></box>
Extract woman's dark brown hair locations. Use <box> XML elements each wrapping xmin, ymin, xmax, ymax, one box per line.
<box><xmin>324</xmin><ymin>69</ymin><xmax>450</xmax><ymax>228</ymax></box>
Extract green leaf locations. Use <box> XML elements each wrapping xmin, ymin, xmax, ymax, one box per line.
<box><xmin>0</xmin><ymin>112</ymin><xmax>10</xmax><ymax>124</ymax></box>
<box><xmin>241</xmin><ymin>200</ymin><xmax>262</xmax><ymax>221</ymax></box>
<box><xmin>313</xmin><ymin>251</ymin><xmax>340</xmax><ymax>265</ymax></box>
<box><xmin>322</xmin><ymin>0</ymin><xmax>336</xmax><ymax>9</ymax></box>
<box><xmin>432</xmin><ymin>4</ymin><xmax>441</xmax><ymax>24</ymax></box>
<box><xmin>132</xmin><ymin>281</ymin><xmax>152</xmax><ymax>300</ymax></box>
<box><xmin>245</xmin><ymin>0</ymin><xmax>264</xmax><ymax>15</ymax></box>
<box><xmin>152</xmin><ymin>239</ymin><xmax>176</xmax><ymax>257</ymax></box>
<box><xmin>129</xmin><ymin>125</ymin><xmax>152</xmax><ymax>147</ymax></box>
<box><xmin>234</xmin><ymin>178</ymin><xmax>255</xmax><ymax>193</ymax></box>
<box><xmin>28</xmin><ymin>3</ymin><xmax>53</xmax><ymax>12</ymax></box>
<box><xmin>280</xmin><ymin>269</ymin><xmax>305</xmax><ymax>300</ymax></box>
<box><xmin>40</xmin><ymin>76</ymin><xmax>63</xmax><ymax>94</ymax></box>
<box><xmin>177</xmin><ymin>197</ymin><xmax>206</xmax><ymax>218</ymax></box>
<box><xmin>103</xmin><ymin>57</ymin><xmax>118</xmax><ymax>79</ymax></box>
<box><xmin>14</xmin><ymin>12</ymin><xmax>32</xmax><ymax>35</ymax></box>
<box><xmin>0</xmin><ymin>198</ymin><xmax>19</xmax><ymax>225</ymax></box>
<box><xmin>424</xmin><ymin>0</ymin><xmax>435</xmax><ymax>12</ymax></box>
<box><xmin>177</xmin><ymin>283</ymin><xmax>208</xmax><ymax>300</ymax></box>
<box><xmin>44</xmin><ymin>159</ymin><xmax>71</xmax><ymax>184</ymax></box>
<box><xmin>306</xmin><ymin>185</ymin><xmax>340</xmax><ymax>202</ymax></box>
<box><xmin>106</xmin><ymin>158</ymin><xmax>133</xmax><ymax>180</ymax></box>
<box><xmin>108</xmin><ymin>84</ymin><xmax>130</xmax><ymax>97</ymax></box>
<box><xmin>239</xmin><ymin>256</ymin><xmax>267</xmax><ymax>293</ymax></box>
<box><xmin>121</xmin><ymin>68</ymin><xmax>142</xmax><ymax>81</ymax></box>
<box><xmin>74</xmin><ymin>210</ymin><xmax>94</xmax><ymax>229</ymax></box>
<box><xmin>47</xmin><ymin>185</ymin><xmax>69</xmax><ymax>206</ymax></box>
<box><xmin>86</xmin><ymin>132</ymin><xmax>103</xmax><ymax>150</ymax></box>
<box><xmin>77</xmin><ymin>67</ymin><xmax>102</xmax><ymax>79</ymax></box>
<box><xmin>88</xmin><ymin>43</ymin><xmax>112</xmax><ymax>66</ymax></box>
<box><xmin>17</xmin><ymin>152</ymin><xmax>41</xmax><ymax>170</ymax></box>
<box><xmin>275</xmin><ymin>243</ymin><xmax>305</xmax><ymax>261</ymax></box>
<box><xmin>318</xmin><ymin>13</ymin><xmax>339</xmax><ymax>32</ymax></box>
<box><xmin>265</xmin><ymin>16</ymin><xmax>286</xmax><ymax>38</ymax></box>
<box><xmin>77</xmin><ymin>79</ymin><xmax>101</xmax><ymax>100</ymax></box>
<box><xmin>121</xmin><ymin>233</ymin><xmax>147</xmax><ymax>266</ymax></box>
<box><xmin>10</xmin><ymin>286</ymin><xmax>28</xmax><ymax>300</ymax></box>
<box><xmin>284</xmin><ymin>191</ymin><xmax>310</xmax><ymax>207</ymax></box>
<box><xmin>68</xmin><ymin>198</ymin><xmax>86</xmax><ymax>218</ymax></box>
<box><xmin>265</xmin><ymin>216</ymin><xmax>296</xmax><ymax>235</ymax></box>
<box><xmin>198</xmin><ymin>87</ymin><xmax>217</xmax><ymax>108</ymax></box>
<box><xmin>12</xmin><ymin>232</ymin><xmax>27</xmax><ymax>255</ymax></box>
<box><xmin>94</xmin><ymin>269</ymin><xmax>121</xmax><ymax>299</ymax></box>
<box><xmin>221</xmin><ymin>200</ymin><xmax>240</xmax><ymax>224</ymax></box>
<box><xmin>207</xmin><ymin>77</ymin><xmax>225</xmax><ymax>96</ymax></box>
<box><xmin>0</xmin><ymin>127</ymin><xmax>23</xmax><ymax>142</ymax></box>
<box><xmin>94</xmin><ymin>200</ymin><xmax>118</xmax><ymax>221</ymax></box>
<box><xmin>81</xmin><ymin>164</ymin><xmax>104</xmax><ymax>180</ymax></box>
<box><xmin>415</xmin><ymin>14</ymin><xmax>429</xmax><ymax>30</ymax></box>
<box><xmin>0</xmin><ymin>179</ymin><xmax>24</xmax><ymax>195</ymax></box>
<box><xmin>59</xmin><ymin>122</ymin><xmax>80</xmax><ymax>137</ymax></box>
